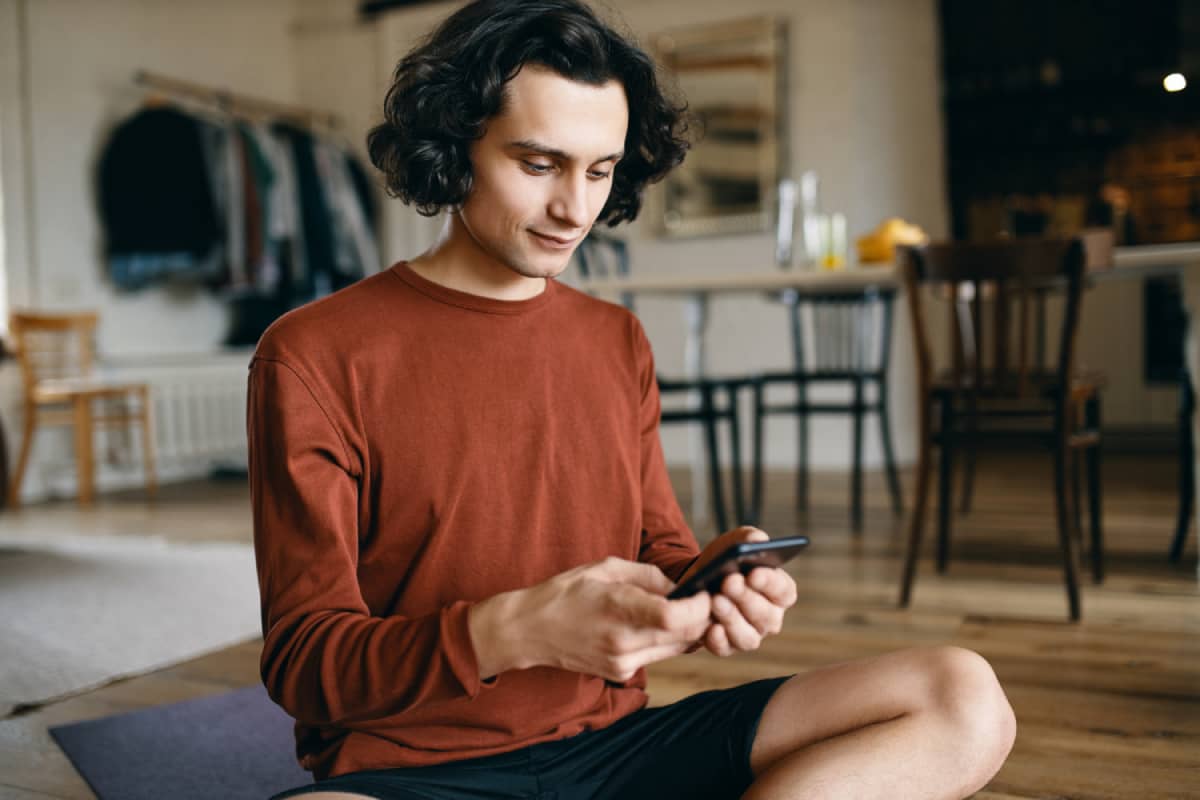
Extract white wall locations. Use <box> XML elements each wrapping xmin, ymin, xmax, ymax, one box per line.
<box><xmin>0</xmin><ymin>0</ymin><xmax>34</xmax><ymax>316</ymax></box>
<box><xmin>14</xmin><ymin>0</ymin><xmax>300</xmax><ymax>357</ymax></box>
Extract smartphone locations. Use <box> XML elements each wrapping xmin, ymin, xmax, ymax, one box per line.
<box><xmin>667</xmin><ymin>536</ymin><xmax>810</xmax><ymax>600</ymax></box>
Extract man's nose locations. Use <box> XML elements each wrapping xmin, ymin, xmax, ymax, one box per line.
<box><xmin>548</xmin><ymin>172</ymin><xmax>590</xmax><ymax>229</ymax></box>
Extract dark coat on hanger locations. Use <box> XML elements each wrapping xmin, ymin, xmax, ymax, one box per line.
<box><xmin>97</xmin><ymin>107</ymin><xmax>222</xmax><ymax>261</ymax></box>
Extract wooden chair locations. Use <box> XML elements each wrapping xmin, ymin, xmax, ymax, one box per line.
<box><xmin>751</xmin><ymin>287</ymin><xmax>903</xmax><ymax>531</ymax></box>
<box><xmin>897</xmin><ymin>238</ymin><xmax>1104</xmax><ymax>621</ymax></box>
<box><xmin>8</xmin><ymin>312</ymin><xmax>157</xmax><ymax>506</ymax></box>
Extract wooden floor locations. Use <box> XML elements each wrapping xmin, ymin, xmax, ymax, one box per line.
<box><xmin>0</xmin><ymin>453</ymin><xmax>1197</xmax><ymax>799</ymax></box>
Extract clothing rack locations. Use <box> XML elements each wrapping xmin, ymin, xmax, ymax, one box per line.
<box><xmin>133</xmin><ymin>69</ymin><xmax>341</xmax><ymax>129</ymax></box>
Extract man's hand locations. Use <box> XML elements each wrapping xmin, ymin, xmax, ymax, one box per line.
<box><xmin>469</xmin><ymin>557</ymin><xmax>712</xmax><ymax>682</ymax></box>
<box><xmin>676</xmin><ymin>527</ymin><xmax>798</xmax><ymax>657</ymax></box>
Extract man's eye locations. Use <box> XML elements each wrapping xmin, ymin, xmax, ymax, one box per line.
<box><xmin>522</xmin><ymin>161</ymin><xmax>553</xmax><ymax>174</ymax></box>
<box><xmin>588</xmin><ymin>171</ymin><xmax>612</xmax><ymax>180</ymax></box>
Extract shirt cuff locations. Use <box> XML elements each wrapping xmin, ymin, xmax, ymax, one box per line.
<box><xmin>439</xmin><ymin>600</ymin><xmax>499</xmax><ymax>699</ymax></box>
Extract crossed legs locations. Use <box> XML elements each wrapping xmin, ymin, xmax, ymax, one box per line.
<box><xmin>299</xmin><ymin>646</ymin><xmax>1014</xmax><ymax>800</ymax></box>
<box><xmin>747</xmin><ymin>645</ymin><xmax>1015</xmax><ymax>799</ymax></box>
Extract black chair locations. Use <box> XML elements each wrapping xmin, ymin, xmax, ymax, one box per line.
<box><xmin>750</xmin><ymin>287</ymin><xmax>903</xmax><ymax>531</ymax></box>
<box><xmin>898</xmin><ymin>237</ymin><xmax>1104</xmax><ymax>621</ymax></box>
<box><xmin>575</xmin><ymin>234</ymin><xmax>756</xmax><ymax>532</ymax></box>
<box><xmin>1171</xmin><ymin>366</ymin><xmax>1195</xmax><ymax>563</ymax></box>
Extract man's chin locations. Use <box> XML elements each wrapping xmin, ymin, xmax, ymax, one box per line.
<box><xmin>510</xmin><ymin>255</ymin><xmax>573</xmax><ymax>280</ymax></box>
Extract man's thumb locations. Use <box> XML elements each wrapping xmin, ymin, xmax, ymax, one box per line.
<box><xmin>590</xmin><ymin>558</ymin><xmax>674</xmax><ymax>595</ymax></box>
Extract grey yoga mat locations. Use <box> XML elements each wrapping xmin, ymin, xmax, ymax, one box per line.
<box><xmin>50</xmin><ymin>684</ymin><xmax>311</xmax><ymax>800</ymax></box>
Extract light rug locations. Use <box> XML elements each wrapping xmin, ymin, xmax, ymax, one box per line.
<box><xmin>0</xmin><ymin>533</ymin><xmax>261</xmax><ymax>717</ymax></box>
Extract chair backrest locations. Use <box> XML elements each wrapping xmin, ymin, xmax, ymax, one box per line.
<box><xmin>783</xmin><ymin>288</ymin><xmax>896</xmax><ymax>376</ymax></box>
<box><xmin>898</xmin><ymin>238</ymin><xmax>1086</xmax><ymax>405</ymax></box>
<box><xmin>9</xmin><ymin>311</ymin><xmax>100</xmax><ymax>396</ymax></box>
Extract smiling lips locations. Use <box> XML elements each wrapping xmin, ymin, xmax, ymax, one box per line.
<box><xmin>530</xmin><ymin>230</ymin><xmax>580</xmax><ymax>249</ymax></box>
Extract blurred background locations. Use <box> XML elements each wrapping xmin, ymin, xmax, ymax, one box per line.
<box><xmin>0</xmin><ymin>2</ymin><xmax>1196</xmax><ymax>798</ymax></box>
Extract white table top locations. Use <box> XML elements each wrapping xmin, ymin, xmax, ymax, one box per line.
<box><xmin>1110</xmin><ymin>242</ymin><xmax>1200</xmax><ymax>276</ymax></box>
<box><xmin>578</xmin><ymin>242</ymin><xmax>1200</xmax><ymax>297</ymax></box>
<box><xmin>579</xmin><ymin>264</ymin><xmax>897</xmax><ymax>296</ymax></box>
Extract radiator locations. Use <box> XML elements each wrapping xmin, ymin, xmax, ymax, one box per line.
<box><xmin>136</xmin><ymin>357</ymin><xmax>250</xmax><ymax>473</ymax></box>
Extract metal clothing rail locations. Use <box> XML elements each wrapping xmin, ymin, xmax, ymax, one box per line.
<box><xmin>132</xmin><ymin>69</ymin><xmax>341</xmax><ymax>129</ymax></box>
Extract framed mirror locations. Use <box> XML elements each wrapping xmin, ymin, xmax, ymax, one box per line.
<box><xmin>652</xmin><ymin>16</ymin><xmax>788</xmax><ymax>238</ymax></box>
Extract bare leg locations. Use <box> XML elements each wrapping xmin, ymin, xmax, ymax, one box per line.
<box><xmin>745</xmin><ymin>646</ymin><xmax>1015</xmax><ymax>800</ymax></box>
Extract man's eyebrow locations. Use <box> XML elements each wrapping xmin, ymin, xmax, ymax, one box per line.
<box><xmin>507</xmin><ymin>139</ymin><xmax>624</xmax><ymax>163</ymax></box>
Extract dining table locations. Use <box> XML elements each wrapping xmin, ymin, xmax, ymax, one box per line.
<box><xmin>582</xmin><ymin>242</ymin><xmax>1200</xmax><ymax>577</ymax></box>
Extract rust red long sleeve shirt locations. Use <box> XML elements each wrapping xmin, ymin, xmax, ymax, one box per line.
<box><xmin>247</xmin><ymin>262</ymin><xmax>700</xmax><ymax>778</ymax></box>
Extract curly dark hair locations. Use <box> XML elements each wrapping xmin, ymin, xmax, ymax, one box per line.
<box><xmin>366</xmin><ymin>0</ymin><xmax>691</xmax><ymax>227</ymax></box>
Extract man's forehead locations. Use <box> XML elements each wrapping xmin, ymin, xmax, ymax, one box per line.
<box><xmin>491</xmin><ymin>65</ymin><xmax>628</xmax><ymax>157</ymax></box>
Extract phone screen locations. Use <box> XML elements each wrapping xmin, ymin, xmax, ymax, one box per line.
<box><xmin>667</xmin><ymin>536</ymin><xmax>809</xmax><ymax>600</ymax></box>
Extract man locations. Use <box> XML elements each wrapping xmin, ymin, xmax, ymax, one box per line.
<box><xmin>250</xmin><ymin>1</ymin><xmax>1016</xmax><ymax>798</ymax></box>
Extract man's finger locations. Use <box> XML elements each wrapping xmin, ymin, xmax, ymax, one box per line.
<box><xmin>740</xmin><ymin>527</ymin><xmax>769</xmax><ymax>543</ymax></box>
<box><xmin>589</xmin><ymin>558</ymin><xmax>674</xmax><ymax>595</ymax></box>
<box><xmin>618</xmin><ymin>584</ymin><xmax>710</xmax><ymax>633</ymax></box>
<box><xmin>705</xmin><ymin>623</ymin><xmax>733</xmax><ymax>657</ymax></box>
<box><xmin>747</xmin><ymin>567</ymin><xmax>798</xmax><ymax>608</ymax></box>
<box><xmin>721</xmin><ymin>575</ymin><xmax>779</xmax><ymax>636</ymax></box>
<box><xmin>712</xmin><ymin>592</ymin><xmax>762</xmax><ymax>651</ymax></box>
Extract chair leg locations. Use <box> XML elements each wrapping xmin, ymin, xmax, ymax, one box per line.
<box><xmin>796</xmin><ymin>380</ymin><xmax>809</xmax><ymax>512</ymax></box>
<box><xmin>851</xmin><ymin>378</ymin><xmax>864</xmax><ymax>533</ymax></box>
<box><xmin>8</xmin><ymin>406</ymin><xmax>37</xmax><ymax>508</ymax></box>
<box><xmin>726</xmin><ymin>386</ymin><xmax>746</xmax><ymax>526</ymax></box>
<box><xmin>878</xmin><ymin>383</ymin><xmax>904</xmax><ymax>517</ymax></box>
<box><xmin>749</xmin><ymin>379</ymin><xmax>765</xmax><ymax>526</ymax></box>
<box><xmin>1171</xmin><ymin>379</ymin><xmax>1194</xmax><ymax>563</ymax></box>
<box><xmin>73</xmin><ymin>396</ymin><xmax>96</xmax><ymax>506</ymax></box>
<box><xmin>900</xmin><ymin>404</ymin><xmax>935</xmax><ymax>607</ymax></box>
<box><xmin>958</xmin><ymin>445</ymin><xmax>977</xmax><ymax>514</ymax></box>
<box><xmin>959</xmin><ymin>396</ymin><xmax>978</xmax><ymax>514</ymax></box>
<box><xmin>1086</xmin><ymin>394</ymin><xmax>1103</xmax><ymax>583</ymax></box>
<box><xmin>140</xmin><ymin>387</ymin><xmax>158</xmax><ymax>499</ymax></box>
<box><xmin>936</xmin><ymin>395</ymin><xmax>955</xmax><ymax>573</ymax></box>
<box><xmin>1071</xmin><ymin>443</ymin><xmax>1084</xmax><ymax>552</ymax></box>
<box><xmin>700</xmin><ymin>387</ymin><xmax>729</xmax><ymax>533</ymax></box>
<box><xmin>1052</xmin><ymin>434</ymin><xmax>1083</xmax><ymax>621</ymax></box>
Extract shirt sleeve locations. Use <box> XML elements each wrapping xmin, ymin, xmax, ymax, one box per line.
<box><xmin>628</xmin><ymin>320</ymin><xmax>701</xmax><ymax>582</ymax></box>
<box><xmin>247</xmin><ymin>356</ymin><xmax>491</xmax><ymax>727</ymax></box>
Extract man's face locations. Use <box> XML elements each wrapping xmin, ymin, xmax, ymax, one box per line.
<box><xmin>456</xmin><ymin>64</ymin><xmax>628</xmax><ymax>280</ymax></box>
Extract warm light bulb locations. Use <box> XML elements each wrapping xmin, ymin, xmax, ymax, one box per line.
<box><xmin>1164</xmin><ymin>73</ymin><xmax>1187</xmax><ymax>92</ymax></box>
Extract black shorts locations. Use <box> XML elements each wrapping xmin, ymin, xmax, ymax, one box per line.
<box><xmin>271</xmin><ymin>675</ymin><xmax>790</xmax><ymax>800</ymax></box>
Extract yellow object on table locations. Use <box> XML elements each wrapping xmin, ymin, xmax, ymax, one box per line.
<box><xmin>856</xmin><ymin>217</ymin><xmax>928</xmax><ymax>264</ymax></box>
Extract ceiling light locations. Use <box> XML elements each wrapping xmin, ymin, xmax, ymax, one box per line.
<box><xmin>1164</xmin><ymin>73</ymin><xmax>1187</xmax><ymax>92</ymax></box>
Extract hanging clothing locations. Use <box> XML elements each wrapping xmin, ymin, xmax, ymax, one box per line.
<box><xmin>274</xmin><ymin>123</ymin><xmax>338</xmax><ymax>300</ymax></box>
<box><xmin>244</xmin><ymin>121</ymin><xmax>306</xmax><ymax>294</ymax></box>
<box><xmin>97</xmin><ymin>101</ymin><xmax>381</xmax><ymax>335</ymax></box>
<box><xmin>97</xmin><ymin>106</ymin><xmax>223</xmax><ymax>289</ymax></box>
<box><xmin>313</xmin><ymin>139</ymin><xmax>381</xmax><ymax>278</ymax></box>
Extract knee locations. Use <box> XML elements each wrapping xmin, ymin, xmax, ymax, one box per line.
<box><xmin>917</xmin><ymin>646</ymin><xmax>1016</xmax><ymax>790</ymax></box>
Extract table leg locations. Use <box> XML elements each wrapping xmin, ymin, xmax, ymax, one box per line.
<box><xmin>1184</xmin><ymin>267</ymin><xmax>1200</xmax><ymax>578</ymax></box>
<box><xmin>684</xmin><ymin>293</ymin><xmax>710</xmax><ymax>526</ymax></box>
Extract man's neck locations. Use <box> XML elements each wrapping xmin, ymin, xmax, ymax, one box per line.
<box><xmin>408</xmin><ymin>218</ymin><xmax>547</xmax><ymax>302</ymax></box>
